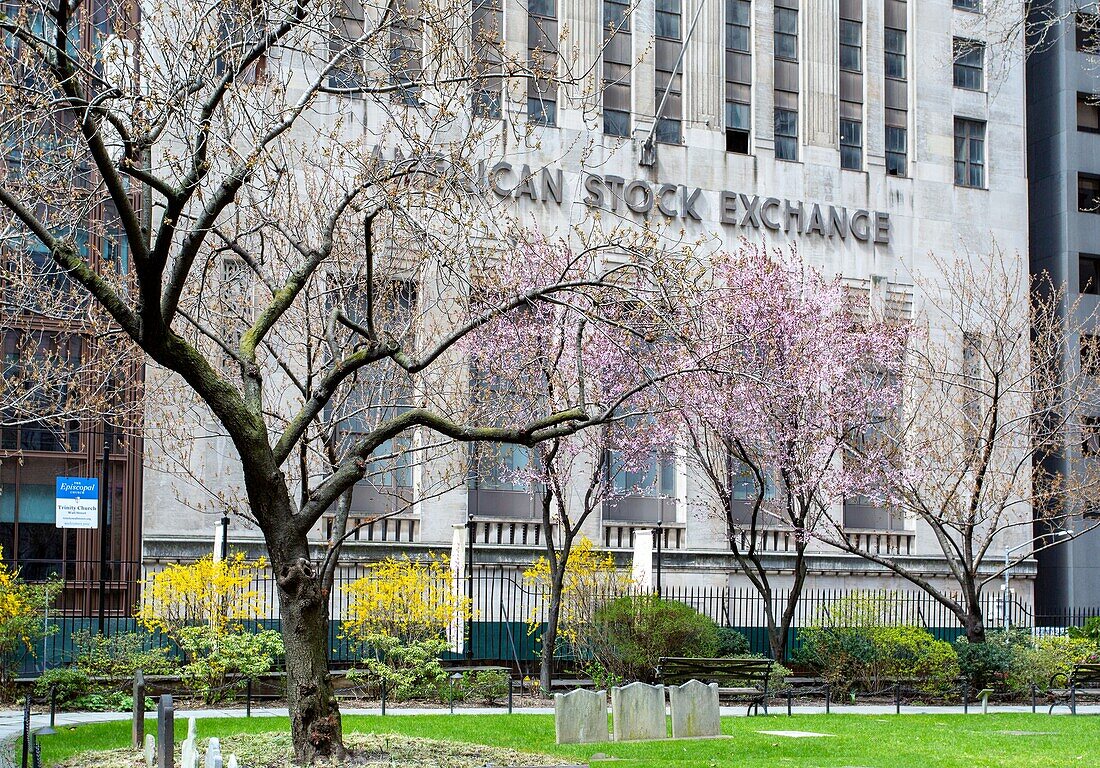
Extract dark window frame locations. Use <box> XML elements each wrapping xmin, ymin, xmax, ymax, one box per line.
<box><xmin>953</xmin><ymin>37</ymin><xmax>985</xmax><ymax>91</ymax></box>
<box><xmin>1079</xmin><ymin>92</ymin><xmax>1100</xmax><ymax>133</ymax></box>
<box><xmin>1079</xmin><ymin>173</ymin><xmax>1100</xmax><ymax>214</ymax></box>
<box><xmin>840</xmin><ymin>117</ymin><xmax>862</xmax><ymax>170</ymax></box>
<box><xmin>954</xmin><ymin>117</ymin><xmax>986</xmax><ymax>188</ymax></box>
<box><xmin>886</xmin><ymin>125</ymin><xmax>907</xmax><ymax>177</ymax></box>
<box><xmin>1081</xmin><ymin>253</ymin><xmax>1100</xmax><ymax>295</ymax></box>
<box><xmin>775</xmin><ymin>107</ymin><xmax>798</xmax><ymax>161</ymax></box>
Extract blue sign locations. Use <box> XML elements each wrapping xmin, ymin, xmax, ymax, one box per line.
<box><xmin>55</xmin><ymin>477</ymin><xmax>99</xmax><ymax>529</ymax></box>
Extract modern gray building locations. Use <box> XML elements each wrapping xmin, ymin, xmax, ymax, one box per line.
<box><xmin>1027</xmin><ymin>1</ymin><xmax>1100</xmax><ymax>618</ymax></box>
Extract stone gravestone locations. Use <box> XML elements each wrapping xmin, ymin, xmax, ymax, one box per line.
<box><xmin>156</xmin><ymin>695</ymin><xmax>174</xmax><ymax>768</ymax></box>
<box><xmin>611</xmin><ymin>682</ymin><xmax>666</xmax><ymax>742</ymax></box>
<box><xmin>553</xmin><ymin>688</ymin><xmax>609</xmax><ymax>744</ymax></box>
<box><xmin>226</xmin><ymin>756</ymin><xmax>239</xmax><ymax>768</ymax></box>
<box><xmin>133</xmin><ymin>670</ymin><xmax>146</xmax><ymax>747</ymax></box>
<box><xmin>181</xmin><ymin>737</ymin><xmax>196</xmax><ymax>768</ymax></box>
<box><xmin>667</xmin><ymin>680</ymin><xmax>720</xmax><ymax>739</ymax></box>
<box><xmin>187</xmin><ymin>717</ymin><xmax>197</xmax><ymax>741</ymax></box>
<box><xmin>144</xmin><ymin>734</ymin><xmax>156</xmax><ymax>768</ymax></box>
<box><xmin>204</xmin><ymin>737</ymin><xmax>223</xmax><ymax>768</ymax></box>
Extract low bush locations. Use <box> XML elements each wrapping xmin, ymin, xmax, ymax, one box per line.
<box><xmin>954</xmin><ymin>629</ymin><xmax>1028</xmax><ymax>690</ymax></box>
<box><xmin>1006</xmin><ymin>634</ymin><xmax>1096</xmax><ymax>694</ymax></box>
<box><xmin>461</xmin><ymin>669</ymin><xmax>510</xmax><ymax>703</ymax></box>
<box><xmin>591</xmin><ymin>595</ymin><xmax>719</xmax><ymax>683</ymax></box>
<box><xmin>34</xmin><ymin>666</ymin><xmax>89</xmax><ymax>704</ymax></box>
<box><xmin>177</xmin><ymin>626</ymin><xmax>284</xmax><ymax>704</ymax></box>
<box><xmin>71</xmin><ymin>630</ymin><xmax>174</xmax><ymax>680</ymax></box>
<box><xmin>1067</xmin><ymin>617</ymin><xmax>1100</xmax><ymax>646</ymax></box>
<box><xmin>358</xmin><ymin>635</ymin><xmax>449</xmax><ymax>701</ymax></box>
<box><xmin>877</xmin><ymin>626</ymin><xmax>960</xmax><ymax>695</ymax></box>
<box><xmin>716</xmin><ymin>627</ymin><xmax>751</xmax><ymax>657</ymax></box>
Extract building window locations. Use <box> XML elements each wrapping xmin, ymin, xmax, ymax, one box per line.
<box><xmin>953</xmin><ymin>118</ymin><xmax>985</xmax><ymax>188</ymax></box>
<box><xmin>654</xmin><ymin>0</ymin><xmax>683</xmax><ymax>144</ymax></box>
<box><xmin>330</xmin><ymin>0</ymin><xmax>366</xmax><ymax>90</ymax></box>
<box><xmin>775</xmin><ymin>107</ymin><xmax>798</xmax><ymax>161</ymax></box>
<box><xmin>1077</xmin><ymin>13</ymin><xmax>1100</xmax><ymax>54</ymax></box>
<box><xmin>953</xmin><ymin>0</ymin><xmax>980</xmax><ymax>11</ymax></box>
<box><xmin>840</xmin><ymin>18</ymin><xmax>861</xmax><ymax>72</ymax></box>
<box><xmin>1083</xmin><ymin>416</ymin><xmax>1100</xmax><ymax>456</ymax></box>
<box><xmin>725</xmin><ymin>0</ymin><xmax>751</xmax><ymax>154</ymax></box>
<box><xmin>472</xmin><ymin>0</ymin><xmax>504</xmax><ymax>118</ymax></box>
<box><xmin>527</xmin><ymin>0</ymin><xmax>558</xmax><ymax>126</ymax></box>
<box><xmin>953</xmin><ymin>38</ymin><xmax>984</xmax><ymax>91</ymax></box>
<box><xmin>886</xmin><ymin>125</ymin><xmax>907</xmax><ymax>176</ymax></box>
<box><xmin>1081</xmin><ymin>253</ymin><xmax>1100</xmax><ymax>295</ymax></box>
<box><xmin>1083</xmin><ymin>335</ymin><xmax>1100</xmax><ymax>377</ymax></box>
<box><xmin>1080</xmin><ymin>173</ymin><xmax>1100</xmax><ymax>213</ymax></box>
<box><xmin>885</xmin><ymin>26</ymin><xmax>906</xmax><ymax>79</ymax></box>
<box><xmin>603</xmin><ymin>0</ymin><xmax>632</xmax><ymax>137</ymax></box>
<box><xmin>840</xmin><ymin>118</ymin><xmax>862</xmax><ymax>170</ymax></box>
<box><xmin>1080</xmin><ymin>93</ymin><xmax>1100</xmax><ymax>133</ymax></box>
<box><xmin>389</xmin><ymin>0</ymin><xmax>422</xmax><ymax>106</ymax></box>
<box><xmin>774</xmin><ymin>6</ymin><xmax>797</xmax><ymax>60</ymax></box>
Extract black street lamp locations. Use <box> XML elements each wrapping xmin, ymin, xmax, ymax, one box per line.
<box><xmin>221</xmin><ymin>514</ymin><xmax>231</xmax><ymax>560</ymax></box>
<box><xmin>466</xmin><ymin>511</ymin><xmax>475</xmax><ymax>661</ymax></box>
<box><xmin>655</xmin><ymin>508</ymin><xmax>663</xmax><ymax>597</ymax></box>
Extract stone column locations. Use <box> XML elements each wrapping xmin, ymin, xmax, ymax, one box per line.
<box><xmin>802</xmin><ymin>0</ymin><xmax>840</xmax><ymax>147</ymax></box>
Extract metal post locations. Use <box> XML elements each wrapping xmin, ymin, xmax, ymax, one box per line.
<box><xmin>381</xmin><ymin>682</ymin><xmax>387</xmax><ymax>716</ymax></box>
<box><xmin>48</xmin><ymin>687</ymin><xmax>56</xmax><ymax>729</ymax></box>
<box><xmin>824</xmin><ymin>684</ymin><xmax>830</xmax><ymax>714</ymax></box>
<box><xmin>98</xmin><ymin>436</ymin><xmax>110</xmax><ymax>636</ymax></box>
<box><xmin>655</xmin><ymin>515</ymin><xmax>663</xmax><ymax>597</ymax></box>
<box><xmin>21</xmin><ymin>696</ymin><xmax>30</xmax><ymax>768</ymax></box>
<box><xmin>508</xmin><ymin>677</ymin><xmax>513</xmax><ymax>714</ymax></box>
<box><xmin>1031</xmin><ymin>683</ymin><xmax>1037</xmax><ymax>714</ymax></box>
<box><xmin>963</xmin><ymin>682</ymin><xmax>970</xmax><ymax>714</ymax></box>
<box><xmin>895</xmin><ymin>683</ymin><xmax>901</xmax><ymax>715</ymax></box>
<box><xmin>466</xmin><ymin>512</ymin><xmax>474</xmax><ymax>661</ymax></box>
<box><xmin>221</xmin><ymin>514</ymin><xmax>230</xmax><ymax>560</ymax></box>
<box><xmin>246</xmin><ymin>680</ymin><xmax>252</xmax><ymax>718</ymax></box>
<box><xmin>786</xmin><ymin>689</ymin><xmax>793</xmax><ymax>717</ymax></box>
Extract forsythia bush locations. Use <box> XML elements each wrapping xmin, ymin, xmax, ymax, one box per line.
<box><xmin>0</xmin><ymin>548</ymin><xmax>58</xmax><ymax>695</ymax></box>
<box><xmin>343</xmin><ymin>555</ymin><xmax>471</xmax><ymax>644</ymax></box>
<box><xmin>523</xmin><ymin>537</ymin><xmax>634</xmax><ymax>655</ymax></box>
<box><xmin>137</xmin><ymin>554</ymin><xmax>282</xmax><ymax>703</ymax></box>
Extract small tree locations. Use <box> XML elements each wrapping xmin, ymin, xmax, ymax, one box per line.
<box><xmin>674</xmin><ymin>245</ymin><xmax>905</xmax><ymax>661</ymax></box>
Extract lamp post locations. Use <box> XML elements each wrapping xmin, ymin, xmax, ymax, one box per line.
<box><xmin>466</xmin><ymin>510</ymin><xmax>475</xmax><ymax>661</ymax></box>
<box><xmin>220</xmin><ymin>514</ymin><xmax>230</xmax><ymax>560</ymax></box>
<box><xmin>654</xmin><ymin>507</ymin><xmax>663</xmax><ymax>597</ymax></box>
<box><xmin>97</xmin><ymin>432</ymin><xmax>110</xmax><ymax>637</ymax></box>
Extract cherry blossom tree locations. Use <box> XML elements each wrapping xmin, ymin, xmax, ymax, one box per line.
<box><xmin>673</xmin><ymin>244</ymin><xmax>906</xmax><ymax>661</ymax></box>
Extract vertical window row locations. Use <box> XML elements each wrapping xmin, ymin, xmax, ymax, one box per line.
<box><xmin>389</xmin><ymin>0</ymin><xmax>423</xmax><ymax>106</ymax></box>
<box><xmin>603</xmin><ymin>0</ymin><xmax>632</xmax><ymax>137</ymax></box>
<box><xmin>954</xmin><ymin>117</ymin><xmax>985</xmax><ymax>188</ymax></box>
<box><xmin>773</xmin><ymin>0</ymin><xmax>799</xmax><ymax>161</ymax></box>
<box><xmin>839</xmin><ymin>0</ymin><xmax>863</xmax><ymax>171</ymax></box>
<box><xmin>654</xmin><ymin>0</ymin><xmax>683</xmax><ymax>144</ymax></box>
<box><xmin>527</xmin><ymin>0</ymin><xmax>558</xmax><ymax>126</ymax></box>
<box><xmin>472</xmin><ymin>0</ymin><xmax>504</xmax><ymax>118</ymax></box>
<box><xmin>725</xmin><ymin>0</ymin><xmax>751</xmax><ymax>154</ymax></box>
<box><xmin>884</xmin><ymin>0</ymin><xmax>908</xmax><ymax>177</ymax></box>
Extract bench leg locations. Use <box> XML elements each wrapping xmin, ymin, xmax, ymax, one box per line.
<box><xmin>1071</xmin><ymin>686</ymin><xmax>1077</xmax><ymax>715</ymax></box>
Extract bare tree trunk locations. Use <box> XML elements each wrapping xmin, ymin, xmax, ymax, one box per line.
<box><xmin>963</xmin><ymin>588</ymin><xmax>987</xmax><ymax>644</ymax></box>
<box><xmin>540</xmin><ymin>564</ymin><xmax>567</xmax><ymax>694</ymax></box>
<box><xmin>270</xmin><ymin>520</ymin><xmax>346</xmax><ymax>762</ymax></box>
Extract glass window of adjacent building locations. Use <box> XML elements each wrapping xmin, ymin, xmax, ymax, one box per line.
<box><xmin>389</xmin><ymin>0</ymin><xmax>422</xmax><ymax>106</ymax></box>
<box><xmin>654</xmin><ymin>0</ymin><xmax>683</xmax><ymax>144</ymax></box>
<box><xmin>527</xmin><ymin>0</ymin><xmax>558</xmax><ymax>126</ymax></box>
<box><xmin>1080</xmin><ymin>173</ymin><xmax>1100</xmax><ymax>213</ymax></box>
<box><xmin>884</xmin><ymin>0</ymin><xmax>908</xmax><ymax>178</ymax></box>
<box><xmin>840</xmin><ymin>118</ymin><xmax>862</xmax><ymax>170</ymax></box>
<box><xmin>1082</xmin><ymin>334</ymin><xmax>1100</xmax><ymax>377</ymax></box>
<box><xmin>885</xmin><ymin>26</ymin><xmax>906</xmax><ymax>79</ymax></box>
<box><xmin>885</xmin><ymin>125</ymin><xmax>907</xmax><ymax>177</ymax></box>
<box><xmin>1082</xmin><ymin>253</ymin><xmax>1100</xmax><ymax>294</ymax></box>
<box><xmin>724</xmin><ymin>0</ymin><xmax>751</xmax><ymax>155</ymax></box>
<box><xmin>1077</xmin><ymin>13</ymin><xmax>1100</xmax><ymax>54</ymax></box>
<box><xmin>953</xmin><ymin>118</ymin><xmax>985</xmax><ymax>188</ymax></box>
<box><xmin>952</xmin><ymin>0</ymin><xmax>980</xmax><ymax>11</ymax></box>
<box><xmin>774</xmin><ymin>107</ymin><xmax>798</xmax><ymax>161</ymax></box>
<box><xmin>1083</xmin><ymin>415</ymin><xmax>1100</xmax><ymax>456</ymax></box>
<box><xmin>603</xmin><ymin>0</ymin><xmax>632</xmax><ymax>137</ymax></box>
<box><xmin>471</xmin><ymin>0</ymin><xmax>504</xmax><ymax>118</ymax></box>
<box><xmin>952</xmin><ymin>38</ymin><xmax>984</xmax><ymax>90</ymax></box>
<box><xmin>840</xmin><ymin>18</ymin><xmax>861</xmax><ymax>71</ymax></box>
<box><xmin>1079</xmin><ymin>93</ymin><xmax>1100</xmax><ymax>133</ymax></box>
<box><xmin>774</xmin><ymin>6</ymin><xmax>797</xmax><ymax>60</ymax></box>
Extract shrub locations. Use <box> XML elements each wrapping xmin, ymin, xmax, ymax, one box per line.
<box><xmin>1006</xmin><ymin>634</ymin><xmax>1096</xmax><ymax>694</ymax></box>
<box><xmin>359</xmin><ymin>635</ymin><xmax>449</xmax><ymax>701</ymax></box>
<box><xmin>954</xmin><ymin>629</ymin><xmax>1028</xmax><ymax>690</ymax></box>
<box><xmin>34</xmin><ymin>666</ymin><xmax>89</xmax><ymax>704</ymax></box>
<box><xmin>176</xmin><ymin>625</ymin><xmax>284</xmax><ymax>704</ymax></box>
<box><xmin>71</xmin><ymin>630</ymin><xmax>174</xmax><ymax>680</ymax></box>
<box><xmin>591</xmin><ymin>595</ymin><xmax>719</xmax><ymax>683</ymax></box>
<box><xmin>1067</xmin><ymin>617</ymin><xmax>1100</xmax><ymax>646</ymax></box>
<box><xmin>793</xmin><ymin>626</ymin><xmax>878</xmax><ymax>693</ymax></box>
<box><xmin>716</xmin><ymin>627</ymin><xmax>751</xmax><ymax>657</ymax></box>
<box><xmin>461</xmin><ymin>669</ymin><xmax>510</xmax><ymax>703</ymax></box>
<box><xmin>877</xmin><ymin>626</ymin><xmax>960</xmax><ymax>695</ymax></box>
<box><xmin>0</xmin><ymin>551</ymin><xmax>60</xmax><ymax>696</ymax></box>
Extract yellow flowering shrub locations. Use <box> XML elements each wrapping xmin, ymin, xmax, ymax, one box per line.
<box><xmin>523</xmin><ymin>537</ymin><xmax>633</xmax><ymax>652</ymax></box>
<box><xmin>0</xmin><ymin>548</ymin><xmax>59</xmax><ymax>694</ymax></box>
<box><xmin>137</xmin><ymin>553</ymin><xmax>269</xmax><ymax>638</ymax></box>
<box><xmin>343</xmin><ymin>555</ymin><xmax>471</xmax><ymax>644</ymax></box>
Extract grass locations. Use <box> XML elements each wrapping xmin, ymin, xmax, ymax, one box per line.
<box><xmin>28</xmin><ymin>712</ymin><xmax>1100</xmax><ymax>768</ymax></box>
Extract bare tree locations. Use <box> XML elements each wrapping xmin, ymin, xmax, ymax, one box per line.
<box><xmin>821</xmin><ymin>250</ymin><xmax>1100</xmax><ymax>643</ymax></box>
<box><xmin>0</xmin><ymin>0</ymin><xmax>667</xmax><ymax>758</ymax></box>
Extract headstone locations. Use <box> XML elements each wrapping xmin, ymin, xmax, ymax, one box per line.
<box><xmin>132</xmin><ymin>670</ymin><xmax>146</xmax><ymax>748</ymax></box>
<box><xmin>611</xmin><ymin>682</ymin><xmax>666</xmax><ymax>742</ymax></box>
<box><xmin>204</xmin><ymin>737</ymin><xmax>223</xmax><ymax>768</ymax></box>
<box><xmin>156</xmin><ymin>695</ymin><xmax>174</xmax><ymax>768</ymax></box>
<box><xmin>187</xmin><ymin>717</ymin><xmax>197</xmax><ymax>741</ymax></box>
<box><xmin>181</xmin><ymin>737</ymin><xmax>196</xmax><ymax>768</ymax></box>
<box><xmin>227</xmin><ymin>756</ymin><xmax>239</xmax><ymax>768</ymax></box>
<box><xmin>553</xmin><ymin>688</ymin><xmax>609</xmax><ymax>744</ymax></box>
<box><xmin>144</xmin><ymin>734</ymin><xmax>156</xmax><ymax>768</ymax></box>
<box><xmin>667</xmin><ymin>680</ymin><xmax>720</xmax><ymax>739</ymax></box>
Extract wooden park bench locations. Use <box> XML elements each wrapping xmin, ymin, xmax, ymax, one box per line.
<box><xmin>657</xmin><ymin>656</ymin><xmax>774</xmax><ymax>715</ymax></box>
<box><xmin>1048</xmin><ymin>663</ymin><xmax>1100</xmax><ymax>714</ymax></box>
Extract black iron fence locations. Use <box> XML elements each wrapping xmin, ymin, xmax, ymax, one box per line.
<box><xmin>9</xmin><ymin>557</ymin><xmax>1098</xmax><ymax>676</ymax></box>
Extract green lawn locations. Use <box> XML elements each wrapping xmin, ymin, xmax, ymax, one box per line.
<box><xmin>29</xmin><ymin>712</ymin><xmax>1100</xmax><ymax>768</ymax></box>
